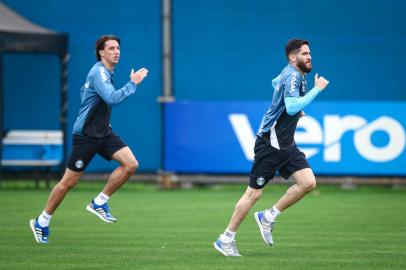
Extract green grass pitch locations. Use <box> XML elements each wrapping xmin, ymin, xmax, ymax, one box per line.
<box><xmin>0</xmin><ymin>181</ymin><xmax>405</xmax><ymax>270</ymax></box>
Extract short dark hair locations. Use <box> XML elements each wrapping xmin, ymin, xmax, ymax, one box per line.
<box><xmin>95</xmin><ymin>35</ymin><xmax>121</xmax><ymax>61</ymax></box>
<box><xmin>285</xmin><ymin>38</ymin><xmax>309</xmax><ymax>60</ymax></box>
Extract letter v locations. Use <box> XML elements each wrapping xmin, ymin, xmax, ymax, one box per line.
<box><xmin>229</xmin><ymin>114</ymin><xmax>256</xmax><ymax>161</ymax></box>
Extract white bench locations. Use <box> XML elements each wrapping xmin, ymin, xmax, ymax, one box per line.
<box><xmin>1</xmin><ymin>130</ymin><xmax>63</xmax><ymax>188</ymax></box>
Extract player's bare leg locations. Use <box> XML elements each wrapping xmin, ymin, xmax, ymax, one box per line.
<box><xmin>102</xmin><ymin>146</ymin><xmax>138</xmax><ymax>196</ymax></box>
<box><xmin>275</xmin><ymin>168</ymin><xmax>316</xmax><ymax>211</ymax></box>
<box><xmin>227</xmin><ymin>187</ymin><xmax>263</xmax><ymax>231</ymax></box>
<box><xmin>86</xmin><ymin>147</ymin><xmax>138</xmax><ymax>223</ymax></box>
<box><xmin>255</xmin><ymin>168</ymin><xmax>316</xmax><ymax>245</ymax></box>
<box><xmin>30</xmin><ymin>169</ymin><xmax>83</xmax><ymax>243</ymax></box>
<box><xmin>214</xmin><ymin>187</ymin><xmax>262</xmax><ymax>256</ymax></box>
<box><xmin>45</xmin><ymin>169</ymin><xmax>83</xmax><ymax>214</ymax></box>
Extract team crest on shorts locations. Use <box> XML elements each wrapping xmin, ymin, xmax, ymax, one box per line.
<box><xmin>256</xmin><ymin>176</ymin><xmax>265</xmax><ymax>186</ymax></box>
<box><xmin>75</xmin><ymin>159</ymin><xmax>84</xmax><ymax>169</ymax></box>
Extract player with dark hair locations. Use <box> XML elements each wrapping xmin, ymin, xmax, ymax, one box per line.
<box><xmin>214</xmin><ymin>38</ymin><xmax>329</xmax><ymax>256</ymax></box>
<box><xmin>30</xmin><ymin>35</ymin><xmax>148</xmax><ymax>244</ymax></box>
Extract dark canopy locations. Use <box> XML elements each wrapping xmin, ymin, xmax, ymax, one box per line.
<box><xmin>0</xmin><ymin>2</ymin><xmax>69</xmax><ymax>173</ymax></box>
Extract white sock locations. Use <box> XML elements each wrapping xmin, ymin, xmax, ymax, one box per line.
<box><xmin>264</xmin><ymin>206</ymin><xmax>281</xmax><ymax>222</ymax></box>
<box><xmin>37</xmin><ymin>210</ymin><xmax>52</xmax><ymax>227</ymax></box>
<box><xmin>93</xmin><ymin>192</ymin><xmax>110</xmax><ymax>205</ymax></box>
<box><xmin>220</xmin><ymin>229</ymin><xmax>236</xmax><ymax>243</ymax></box>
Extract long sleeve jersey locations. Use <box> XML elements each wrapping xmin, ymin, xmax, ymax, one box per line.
<box><xmin>72</xmin><ymin>61</ymin><xmax>137</xmax><ymax>138</ymax></box>
<box><xmin>257</xmin><ymin>64</ymin><xmax>321</xmax><ymax>150</ymax></box>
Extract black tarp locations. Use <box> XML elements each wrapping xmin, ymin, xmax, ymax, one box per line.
<box><xmin>0</xmin><ymin>2</ymin><xmax>69</xmax><ymax>175</ymax></box>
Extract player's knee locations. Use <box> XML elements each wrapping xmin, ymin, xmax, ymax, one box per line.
<box><xmin>302</xmin><ymin>178</ymin><xmax>316</xmax><ymax>192</ymax></box>
<box><xmin>124</xmin><ymin>159</ymin><xmax>138</xmax><ymax>175</ymax></box>
<box><xmin>60</xmin><ymin>177</ymin><xmax>78</xmax><ymax>190</ymax></box>
<box><xmin>248</xmin><ymin>188</ymin><xmax>263</xmax><ymax>202</ymax></box>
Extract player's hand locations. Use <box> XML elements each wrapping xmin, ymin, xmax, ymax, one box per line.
<box><xmin>130</xmin><ymin>67</ymin><xmax>149</xmax><ymax>85</ymax></box>
<box><xmin>314</xmin><ymin>73</ymin><xmax>329</xmax><ymax>91</ymax></box>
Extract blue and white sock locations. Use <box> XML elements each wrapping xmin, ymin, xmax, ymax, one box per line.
<box><xmin>37</xmin><ymin>210</ymin><xmax>52</xmax><ymax>227</ymax></box>
<box><xmin>93</xmin><ymin>192</ymin><xmax>109</xmax><ymax>206</ymax></box>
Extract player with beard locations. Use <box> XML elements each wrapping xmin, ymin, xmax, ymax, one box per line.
<box><xmin>214</xmin><ymin>38</ymin><xmax>329</xmax><ymax>256</ymax></box>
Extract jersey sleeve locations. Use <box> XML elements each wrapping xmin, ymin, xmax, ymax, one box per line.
<box><xmin>283</xmin><ymin>71</ymin><xmax>301</xmax><ymax>98</ymax></box>
<box><xmin>93</xmin><ymin>66</ymin><xmax>137</xmax><ymax>106</ymax></box>
<box><xmin>284</xmin><ymin>86</ymin><xmax>322</xmax><ymax>115</ymax></box>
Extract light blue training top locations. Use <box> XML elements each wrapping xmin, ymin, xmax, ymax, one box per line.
<box><xmin>257</xmin><ymin>63</ymin><xmax>322</xmax><ymax>149</ymax></box>
<box><xmin>72</xmin><ymin>61</ymin><xmax>137</xmax><ymax>138</ymax></box>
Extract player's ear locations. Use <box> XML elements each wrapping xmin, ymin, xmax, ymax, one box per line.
<box><xmin>289</xmin><ymin>53</ymin><xmax>296</xmax><ymax>63</ymax></box>
<box><xmin>99</xmin><ymin>50</ymin><xmax>104</xmax><ymax>58</ymax></box>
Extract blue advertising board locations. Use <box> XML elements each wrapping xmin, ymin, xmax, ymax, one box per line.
<box><xmin>164</xmin><ymin>101</ymin><xmax>406</xmax><ymax>175</ymax></box>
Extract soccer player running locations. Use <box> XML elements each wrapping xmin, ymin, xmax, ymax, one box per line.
<box><xmin>214</xmin><ymin>39</ymin><xmax>329</xmax><ymax>256</ymax></box>
<box><xmin>30</xmin><ymin>35</ymin><xmax>148</xmax><ymax>244</ymax></box>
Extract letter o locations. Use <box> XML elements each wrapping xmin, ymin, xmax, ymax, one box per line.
<box><xmin>354</xmin><ymin>117</ymin><xmax>405</xmax><ymax>162</ymax></box>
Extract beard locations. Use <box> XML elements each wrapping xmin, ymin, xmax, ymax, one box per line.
<box><xmin>297</xmin><ymin>60</ymin><xmax>312</xmax><ymax>73</ymax></box>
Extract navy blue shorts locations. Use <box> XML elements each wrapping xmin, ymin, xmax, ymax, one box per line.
<box><xmin>67</xmin><ymin>133</ymin><xmax>127</xmax><ymax>172</ymax></box>
<box><xmin>249</xmin><ymin>135</ymin><xmax>310</xmax><ymax>189</ymax></box>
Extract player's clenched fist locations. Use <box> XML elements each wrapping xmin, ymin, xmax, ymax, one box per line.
<box><xmin>130</xmin><ymin>67</ymin><xmax>149</xmax><ymax>85</ymax></box>
<box><xmin>314</xmin><ymin>73</ymin><xmax>329</xmax><ymax>91</ymax></box>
